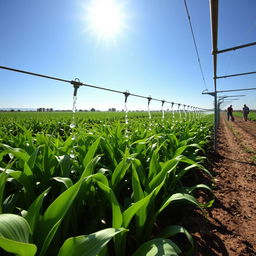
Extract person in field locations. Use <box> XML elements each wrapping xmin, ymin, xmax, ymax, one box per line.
<box><xmin>227</xmin><ymin>105</ymin><xmax>234</xmax><ymax>121</ymax></box>
<box><xmin>242</xmin><ymin>104</ymin><xmax>250</xmax><ymax>121</ymax></box>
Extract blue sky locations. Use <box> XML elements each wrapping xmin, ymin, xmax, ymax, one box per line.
<box><xmin>0</xmin><ymin>0</ymin><xmax>255</xmax><ymax>111</ymax></box>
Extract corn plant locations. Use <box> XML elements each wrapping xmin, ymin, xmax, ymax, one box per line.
<box><xmin>0</xmin><ymin>112</ymin><xmax>214</xmax><ymax>255</ymax></box>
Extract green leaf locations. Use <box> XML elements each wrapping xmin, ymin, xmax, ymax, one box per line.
<box><xmin>100</xmin><ymin>138</ymin><xmax>117</xmax><ymax>168</ymax></box>
<box><xmin>0</xmin><ymin>144</ymin><xmax>30</xmax><ymax>162</ymax></box>
<box><xmin>123</xmin><ymin>180</ymin><xmax>165</xmax><ymax>228</ymax></box>
<box><xmin>185</xmin><ymin>184</ymin><xmax>212</xmax><ymax>194</ymax></box>
<box><xmin>58</xmin><ymin>228</ymin><xmax>127</xmax><ymax>256</ymax></box>
<box><xmin>83</xmin><ymin>137</ymin><xmax>101</xmax><ymax>169</ymax></box>
<box><xmin>132</xmin><ymin>238</ymin><xmax>181</xmax><ymax>256</ymax></box>
<box><xmin>111</xmin><ymin>158</ymin><xmax>131</xmax><ymax>189</ymax></box>
<box><xmin>173</xmin><ymin>143</ymin><xmax>203</xmax><ymax>158</ymax></box>
<box><xmin>25</xmin><ymin>187</ymin><xmax>51</xmax><ymax>233</ymax></box>
<box><xmin>90</xmin><ymin>173</ymin><xmax>109</xmax><ymax>187</ymax></box>
<box><xmin>131</xmin><ymin>166</ymin><xmax>146</xmax><ymax>231</ymax></box>
<box><xmin>131</xmin><ymin>158</ymin><xmax>148</xmax><ymax>191</ymax></box>
<box><xmin>23</xmin><ymin>161</ymin><xmax>33</xmax><ymax>177</ymax></box>
<box><xmin>148</xmin><ymin>151</ymin><xmax>160</xmax><ymax>181</ymax></box>
<box><xmin>28</xmin><ymin>146</ymin><xmax>43</xmax><ymax>169</ymax></box>
<box><xmin>96</xmin><ymin>182</ymin><xmax>122</xmax><ymax>228</ymax></box>
<box><xmin>37</xmin><ymin>181</ymin><xmax>82</xmax><ymax>255</ymax></box>
<box><xmin>158</xmin><ymin>225</ymin><xmax>194</xmax><ymax>254</ymax></box>
<box><xmin>157</xmin><ymin>193</ymin><xmax>201</xmax><ymax>216</ymax></box>
<box><xmin>0</xmin><ymin>172</ymin><xmax>8</xmax><ymax>214</ymax></box>
<box><xmin>56</xmin><ymin>155</ymin><xmax>72</xmax><ymax>177</ymax></box>
<box><xmin>0</xmin><ymin>214</ymin><xmax>32</xmax><ymax>242</ymax></box>
<box><xmin>39</xmin><ymin>219</ymin><xmax>62</xmax><ymax>256</ymax></box>
<box><xmin>8</xmin><ymin>167</ymin><xmax>34</xmax><ymax>202</ymax></box>
<box><xmin>177</xmin><ymin>156</ymin><xmax>212</xmax><ymax>178</ymax></box>
<box><xmin>0</xmin><ymin>237</ymin><xmax>37</xmax><ymax>256</ymax></box>
<box><xmin>0</xmin><ymin>214</ymin><xmax>37</xmax><ymax>256</ymax></box>
<box><xmin>149</xmin><ymin>159</ymin><xmax>179</xmax><ymax>192</ymax></box>
<box><xmin>53</xmin><ymin>177</ymin><xmax>73</xmax><ymax>189</ymax></box>
<box><xmin>131</xmin><ymin>166</ymin><xmax>145</xmax><ymax>202</ymax></box>
<box><xmin>81</xmin><ymin>155</ymin><xmax>102</xmax><ymax>178</ymax></box>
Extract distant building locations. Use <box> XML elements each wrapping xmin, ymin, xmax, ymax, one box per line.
<box><xmin>37</xmin><ymin>108</ymin><xmax>53</xmax><ymax>112</ymax></box>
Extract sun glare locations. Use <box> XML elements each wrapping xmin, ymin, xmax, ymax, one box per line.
<box><xmin>86</xmin><ymin>0</ymin><xmax>127</xmax><ymax>41</ymax></box>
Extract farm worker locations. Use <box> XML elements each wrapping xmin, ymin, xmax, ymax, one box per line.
<box><xmin>227</xmin><ymin>105</ymin><xmax>234</xmax><ymax>121</ymax></box>
<box><xmin>242</xmin><ymin>104</ymin><xmax>250</xmax><ymax>121</ymax></box>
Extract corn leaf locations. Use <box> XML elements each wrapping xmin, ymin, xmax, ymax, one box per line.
<box><xmin>96</xmin><ymin>182</ymin><xmax>122</xmax><ymax>228</ymax></box>
<box><xmin>0</xmin><ymin>144</ymin><xmax>30</xmax><ymax>162</ymax></box>
<box><xmin>123</xmin><ymin>179</ymin><xmax>164</xmax><ymax>228</ymax></box>
<box><xmin>24</xmin><ymin>187</ymin><xmax>51</xmax><ymax>233</ymax></box>
<box><xmin>0</xmin><ymin>237</ymin><xmax>37</xmax><ymax>256</ymax></box>
<box><xmin>83</xmin><ymin>137</ymin><xmax>101</xmax><ymax>169</ymax></box>
<box><xmin>53</xmin><ymin>177</ymin><xmax>73</xmax><ymax>189</ymax></box>
<box><xmin>36</xmin><ymin>181</ymin><xmax>82</xmax><ymax>254</ymax></box>
<box><xmin>111</xmin><ymin>158</ymin><xmax>131</xmax><ymax>189</ymax></box>
<box><xmin>39</xmin><ymin>219</ymin><xmax>62</xmax><ymax>256</ymax></box>
<box><xmin>28</xmin><ymin>146</ymin><xmax>42</xmax><ymax>169</ymax></box>
<box><xmin>81</xmin><ymin>155</ymin><xmax>101</xmax><ymax>178</ymax></box>
<box><xmin>148</xmin><ymin>151</ymin><xmax>161</xmax><ymax>181</ymax></box>
<box><xmin>56</xmin><ymin>155</ymin><xmax>72</xmax><ymax>177</ymax></box>
<box><xmin>149</xmin><ymin>159</ymin><xmax>179</xmax><ymax>192</ymax></box>
<box><xmin>132</xmin><ymin>238</ymin><xmax>181</xmax><ymax>256</ymax></box>
<box><xmin>57</xmin><ymin>228</ymin><xmax>127</xmax><ymax>256</ymax></box>
<box><xmin>0</xmin><ymin>213</ymin><xmax>37</xmax><ymax>256</ymax></box>
<box><xmin>157</xmin><ymin>193</ymin><xmax>201</xmax><ymax>216</ymax></box>
<box><xmin>0</xmin><ymin>171</ymin><xmax>8</xmax><ymax>214</ymax></box>
<box><xmin>158</xmin><ymin>225</ymin><xmax>194</xmax><ymax>255</ymax></box>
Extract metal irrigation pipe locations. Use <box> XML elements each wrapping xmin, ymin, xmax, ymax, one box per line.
<box><xmin>0</xmin><ymin>65</ymin><xmax>208</xmax><ymax>111</ymax></box>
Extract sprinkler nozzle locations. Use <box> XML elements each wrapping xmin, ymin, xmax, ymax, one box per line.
<box><xmin>123</xmin><ymin>91</ymin><xmax>130</xmax><ymax>103</ymax></box>
<box><xmin>71</xmin><ymin>78</ymin><xmax>82</xmax><ymax>97</ymax></box>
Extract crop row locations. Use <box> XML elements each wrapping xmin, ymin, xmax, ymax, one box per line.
<box><xmin>0</xmin><ymin>114</ymin><xmax>213</xmax><ymax>255</ymax></box>
<box><xmin>233</xmin><ymin>111</ymin><xmax>256</xmax><ymax>121</ymax></box>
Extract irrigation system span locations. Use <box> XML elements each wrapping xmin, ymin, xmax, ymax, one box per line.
<box><xmin>6</xmin><ymin>1</ymin><xmax>256</xmax><ymax>151</ymax></box>
<box><xmin>0</xmin><ymin>65</ymin><xmax>210</xmax><ymax>113</ymax></box>
<box><xmin>206</xmin><ymin>0</ymin><xmax>256</xmax><ymax>151</ymax></box>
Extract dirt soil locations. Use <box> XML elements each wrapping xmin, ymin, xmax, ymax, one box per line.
<box><xmin>190</xmin><ymin>114</ymin><xmax>256</xmax><ymax>256</ymax></box>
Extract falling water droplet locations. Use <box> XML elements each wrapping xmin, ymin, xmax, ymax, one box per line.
<box><xmin>72</xmin><ymin>96</ymin><xmax>77</xmax><ymax>113</ymax></box>
<box><xmin>125</xmin><ymin>101</ymin><xmax>128</xmax><ymax>125</ymax></box>
<box><xmin>70</xmin><ymin>94</ymin><xmax>78</xmax><ymax>159</ymax></box>
<box><xmin>70</xmin><ymin>152</ymin><xmax>75</xmax><ymax>159</ymax></box>
<box><xmin>148</xmin><ymin>102</ymin><xmax>152</xmax><ymax>130</ymax></box>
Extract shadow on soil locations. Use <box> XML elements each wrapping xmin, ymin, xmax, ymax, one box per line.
<box><xmin>181</xmin><ymin>209</ymin><xmax>230</xmax><ymax>256</ymax></box>
<box><xmin>182</xmin><ymin>151</ymin><xmax>231</xmax><ymax>255</ymax></box>
<box><xmin>223</xmin><ymin>157</ymin><xmax>256</xmax><ymax>166</ymax></box>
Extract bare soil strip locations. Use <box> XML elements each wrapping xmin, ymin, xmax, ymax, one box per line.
<box><xmin>193</xmin><ymin>115</ymin><xmax>256</xmax><ymax>256</ymax></box>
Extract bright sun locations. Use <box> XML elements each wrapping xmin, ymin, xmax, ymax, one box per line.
<box><xmin>86</xmin><ymin>0</ymin><xmax>127</xmax><ymax>41</ymax></box>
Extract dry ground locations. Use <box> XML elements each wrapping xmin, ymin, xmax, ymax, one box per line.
<box><xmin>191</xmin><ymin>114</ymin><xmax>256</xmax><ymax>255</ymax></box>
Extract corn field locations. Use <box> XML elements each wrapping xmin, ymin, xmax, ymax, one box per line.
<box><xmin>0</xmin><ymin>112</ymin><xmax>214</xmax><ymax>256</ymax></box>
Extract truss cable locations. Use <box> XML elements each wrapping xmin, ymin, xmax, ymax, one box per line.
<box><xmin>183</xmin><ymin>0</ymin><xmax>208</xmax><ymax>90</ymax></box>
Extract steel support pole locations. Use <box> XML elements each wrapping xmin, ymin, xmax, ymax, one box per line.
<box><xmin>209</xmin><ymin>0</ymin><xmax>219</xmax><ymax>151</ymax></box>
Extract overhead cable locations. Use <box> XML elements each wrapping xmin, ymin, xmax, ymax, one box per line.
<box><xmin>183</xmin><ymin>0</ymin><xmax>208</xmax><ymax>90</ymax></box>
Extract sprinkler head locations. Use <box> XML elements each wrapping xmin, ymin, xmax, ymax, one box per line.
<box><xmin>71</xmin><ymin>78</ymin><xmax>82</xmax><ymax>97</ymax></box>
